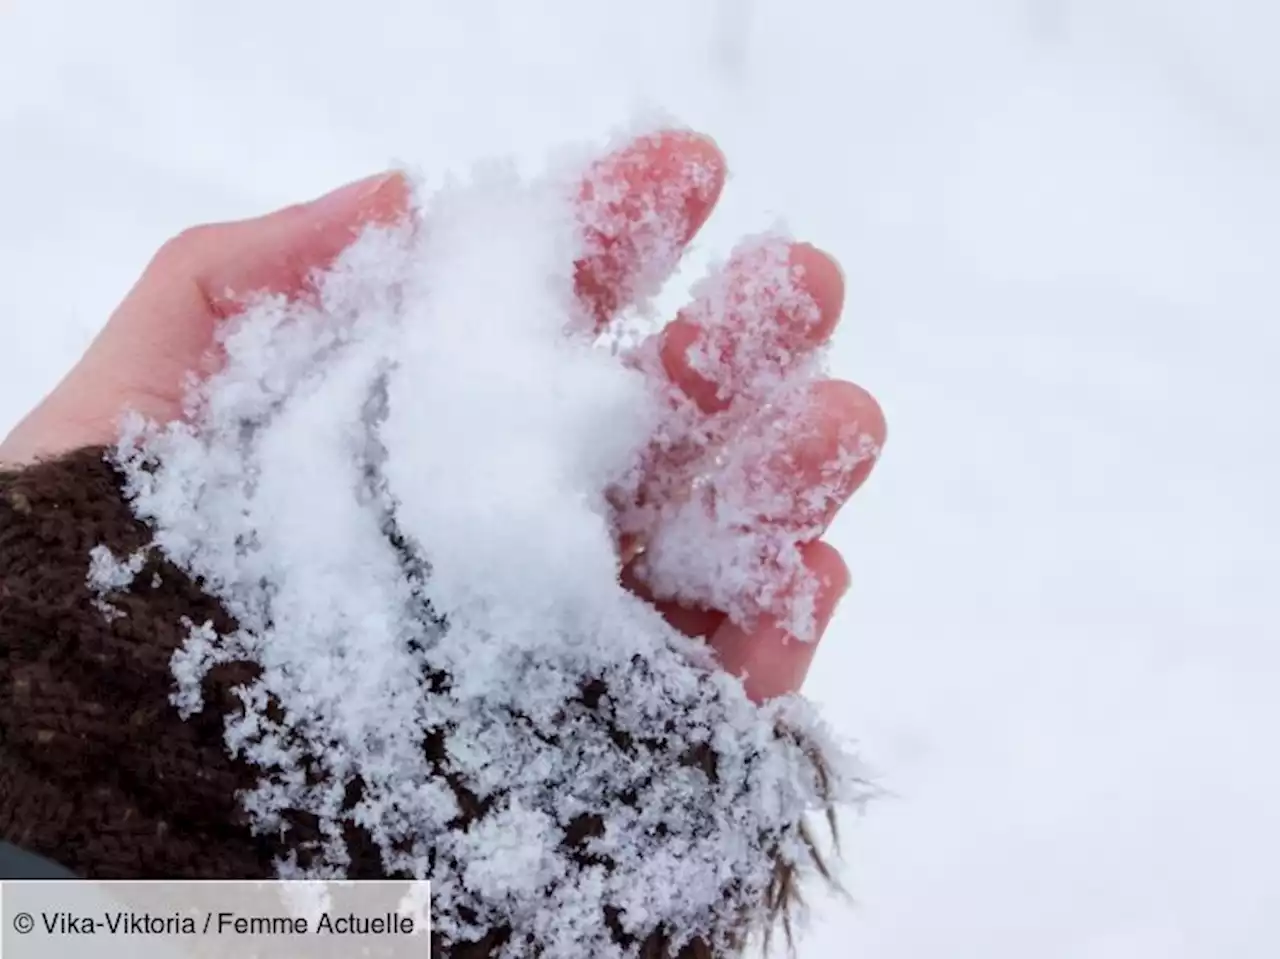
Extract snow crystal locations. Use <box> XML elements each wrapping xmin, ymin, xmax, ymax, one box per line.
<box><xmin>87</xmin><ymin>543</ymin><xmax>148</xmax><ymax>592</ymax></box>
<box><xmin>86</xmin><ymin>543</ymin><xmax>149</xmax><ymax>621</ymax></box>
<box><xmin>108</xmin><ymin>135</ymin><xmax>858</xmax><ymax>957</ymax></box>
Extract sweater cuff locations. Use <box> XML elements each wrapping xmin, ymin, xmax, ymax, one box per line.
<box><xmin>0</xmin><ymin>448</ymin><xmax>273</xmax><ymax>879</ymax></box>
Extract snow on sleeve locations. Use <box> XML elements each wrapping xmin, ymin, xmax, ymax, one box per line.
<box><xmin>108</xmin><ymin>135</ymin><xmax>862</xmax><ymax>958</ymax></box>
<box><xmin>86</xmin><ymin>543</ymin><xmax>149</xmax><ymax>621</ymax></box>
<box><xmin>87</xmin><ymin>544</ymin><xmax>149</xmax><ymax>592</ymax></box>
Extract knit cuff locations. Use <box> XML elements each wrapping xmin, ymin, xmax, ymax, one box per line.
<box><xmin>0</xmin><ymin>447</ymin><xmax>842</xmax><ymax>957</ymax></box>
<box><xmin>0</xmin><ymin>447</ymin><xmax>273</xmax><ymax>879</ymax></box>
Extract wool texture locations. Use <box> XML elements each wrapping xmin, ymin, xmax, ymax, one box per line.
<box><xmin>0</xmin><ymin>447</ymin><xmax>837</xmax><ymax>958</ymax></box>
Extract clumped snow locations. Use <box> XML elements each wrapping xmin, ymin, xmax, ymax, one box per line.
<box><xmin>108</xmin><ymin>142</ymin><xmax>858</xmax><ymax>956</ymax></box>
<box><xmin>86</xmin><ymin>544</ymin><xmax>149</xmax><ymax>621</ymax></box>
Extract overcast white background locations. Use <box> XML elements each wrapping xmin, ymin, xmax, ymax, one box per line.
<box><xmin>2</xmin><ymin>1</ymin><xmax>1277</xmax><ymax>956</ymax></box>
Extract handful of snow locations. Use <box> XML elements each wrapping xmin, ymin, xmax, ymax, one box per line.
<box><xmin>105</xmin><ymin>138</ymin><xmax>862</xmax><ymax>957</ymax></box>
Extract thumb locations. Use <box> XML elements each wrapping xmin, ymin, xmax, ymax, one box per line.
<box><xmin>0</xmin><ymin>172</ymin><xmax>410</xmax><ymax>466</ymax></box>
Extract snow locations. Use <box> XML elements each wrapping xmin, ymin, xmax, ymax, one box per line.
<box><xmin>100</xmin><ymin>145</ymin><xmax>851</xmax><ymax>955</ymax></box>
<box><xmin>3</xmin><ymin>1</ymin><xmax>1279</xmax><ymax>956</ymax></box>
<box><xmin>85</xmin><ymin>543</ymin><xmax>149</xmax><ymax>621</ymax></box>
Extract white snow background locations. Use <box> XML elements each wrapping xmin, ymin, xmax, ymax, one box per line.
<box><xmin>1</xmin><ymin>1</ymin><xmax>1277</xmax><ymax>956</ymax></box>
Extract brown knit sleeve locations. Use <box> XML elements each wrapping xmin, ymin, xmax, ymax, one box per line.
<box><xmin>0</xmin><ymin>447</ymin><xmax>278</xmax><ymax>879</ymax></box>
<box><xmin>0</xmin><ymin>447</ymin><xmax>833</xmax><ymax>958</ymax></box>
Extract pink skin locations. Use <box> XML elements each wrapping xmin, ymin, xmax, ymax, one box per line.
<box><xmin>0</xmin><ymin>131</ymin><xmax>887</xmax><ymax>703</ymax></box>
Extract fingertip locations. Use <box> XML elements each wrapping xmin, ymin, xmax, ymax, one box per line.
<box><xmin>813</xmin><ymin>379</ymin><xmax>887</xmax><ymax>450</ymax></box>
<box><xmin>802</xmin><ymin>539</ymin><xmax>852</xmax><ymax>604</ymax></box>
<box><xmin>576</xmin><ymin>128</ymin><xmax>727</xmax><ymax>324</ymax></box>
<box><xmin>654</xmin><ymin>129</ymin><xmax>728</xmax><ymax>242</ymax></box>
<box><xmin>782</xmin><ymin>380</ymin><xmax>886</xmax><ymax>523</ymax></box>
<box><xmin>296</xmin><ymin>169</ymin><xmax>413</xmax><ymax>248</ymax></box>
<box><xmin>821</xmin><ymin>379</ymin><xmax>888</xmax><ymax>495</ymax></box>
<box><xmin>620</xmin><ymin>128</ymin><xmax>726</xmax><ymax>198</ymax></box>
<box><xmin>710</xmin><ymin>539</ymin><xmax>851</xmax><ymax>703</ymax></box>
<box><xmin>352</xmin><ymin>170</ymin><xmax>414</xmax><ymax>230</ymax></box>
<box><xmin>790</xmin><ymin>243</ymin><xmax>845</xmax><ymax>344</ymax></box>
<box><xmin>656</xmin><ymin>241</ymin><xmax>848</xmax><ymax>415</ymax></box>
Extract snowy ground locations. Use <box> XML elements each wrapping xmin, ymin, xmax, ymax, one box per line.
<box><xmin>2</xmin><ymin>1</ymin><xmax>1277</xmax><ymax>956</ymax></box>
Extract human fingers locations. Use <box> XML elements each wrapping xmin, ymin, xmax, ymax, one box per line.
<box><xmin>624</xmin><ymin>379</ymin><xmax>883</xmax><ymax>699</ymax></box>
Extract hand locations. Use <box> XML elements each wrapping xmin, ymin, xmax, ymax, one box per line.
<box><xmin>0</xmin><ymin>131</ymin><xmax>885</xmax><ymax>702</ymax></box>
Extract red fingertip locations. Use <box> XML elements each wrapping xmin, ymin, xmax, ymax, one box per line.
<box><xmin>658</xmin><ymin>242</ymin><xmax>846</xmax><ymax>414</ymax></box>
<box><xmin>576</xmin><ymin>130</ymin><xmax>727</xmax><ymax>324</ymax></box>
<box><xmin>710</xmin><ymin>540</ymin><xmax>851</xmax><ymax>702</ymax></box>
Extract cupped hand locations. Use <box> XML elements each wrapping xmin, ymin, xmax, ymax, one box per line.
<box><xmin>0</xmin><ymin>131</ymin><xmax>886</xmax><ymax>702</ymax></box>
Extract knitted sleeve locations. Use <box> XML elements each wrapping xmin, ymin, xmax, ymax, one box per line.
<box><xmin>0</xmin><ymin>446</ymin><xmax>829</xmax><ymax>958</ymax></box>
<box><xmin>0</xmin><ymin>447</ymin><xmax>278</xmax><ymax>879</ymax></box>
